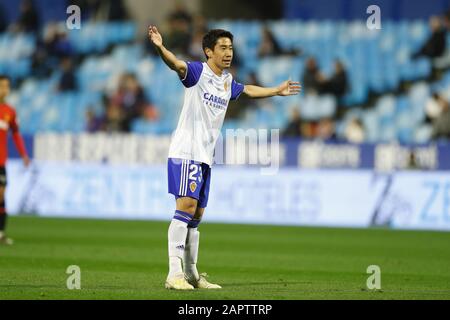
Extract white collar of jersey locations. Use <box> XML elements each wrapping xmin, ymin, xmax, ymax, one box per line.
<box><xmin>204</xmin><ymin>62</ymin><xmax>229</xmax><ymax>78</ymax></box>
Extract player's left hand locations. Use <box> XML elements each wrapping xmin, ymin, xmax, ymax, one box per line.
<box><xmin>23</xmin><ymin>156</ymin><xmax>31</xmax><ymax>168</ymax></box>
<box><xmin>277</xmin><ymin>80</ymin><xmax>301</xmax><ymax>96</ymax></box>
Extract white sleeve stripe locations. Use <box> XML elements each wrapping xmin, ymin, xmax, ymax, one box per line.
<box><xmin>180</xmin><ymin>62</ymin><xmax>188</xmax><ymax>81</ymax></box>
<box><xmin>234</xmin><ymin>90</ymin><xmax>244</xmax><ymax>101</ymax></box>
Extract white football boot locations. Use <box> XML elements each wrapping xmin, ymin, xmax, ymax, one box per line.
<box><xmin>0</xmin><ymin>234</ymin><xmax>13</xmax><ymax>245</ymax></box>
<box><xmin>165</xmin><ymin>273</ymin><xmax>194</xmax><ymax>290</ymax></box>
<box><xmin>187</xmin><ymin>273</ymin><xmax>222</xmax><ymax>289</ymax></box>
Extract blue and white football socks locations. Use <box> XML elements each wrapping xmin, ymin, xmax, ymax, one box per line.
<box><xmin>184</xmin><ymin>221</ymin><xmax>201</xmax><ymax>281</ymax></box>
<box><xmin>167</xmin><ymin>210</ymin><xmax>193</xmax><ymax>278</ymax></box>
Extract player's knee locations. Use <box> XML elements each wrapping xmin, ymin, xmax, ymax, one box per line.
<box><xmin>0</xmin><ymin>187</ymin><xmax>5</xmax><ymax>203</ymax></box>
<box><xmin>194</xmin><ymin>207</ymin><xmax>205</xmax><ymax>220</ymax></box>
<box><xmin>181</xmin><ymin>204</ymin><xmax>196</xmax><ymax>216</ymax></box>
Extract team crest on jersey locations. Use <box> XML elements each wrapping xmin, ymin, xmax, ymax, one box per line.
<box><xmin>224</xmin><ymin>81</ymin><xmax>229</xmax><ymax>91</ymax></box>
<box><xmin>190</xmin><ymin>181</ymin><xmax>197</xmax><ymax>193</ymax></box>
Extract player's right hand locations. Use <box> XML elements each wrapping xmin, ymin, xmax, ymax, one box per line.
<box><xmin>148</xmin><ymin>26</ymin><xmax>163</xmax><ymax>47</ymax></box>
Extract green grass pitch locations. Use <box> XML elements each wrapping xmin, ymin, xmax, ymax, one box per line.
<box><xmin>1</xmin><ymin>216</ymin><xmax>450</xmax><ymax>300</ymax></box>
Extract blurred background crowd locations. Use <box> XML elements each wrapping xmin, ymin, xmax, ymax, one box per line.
<box><xmin>1</xmin><ymin>0</ymin><xmax>450</xmax><ymax>144</ymax></box>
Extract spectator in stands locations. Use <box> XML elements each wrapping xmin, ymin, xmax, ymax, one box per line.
<box><xmin>44</xmin><ymin>23</ymin><xmax>74</xmax><ymax>58</ymax></box>
<box><xmin>52</xmin><ymin>29</ymin><xmax>74</xmax><ymax>58</ymax></box>
<box><xmin>11</xmin><ymin>0</ymin><xmax>40</xmax><ymax>33</ymax></box>
<box><xmin>431</xmin><ymin>94</ymin><xmax>450</xmax><ymax>140</ymax></box>
<box><xmin>302</xmin><ymin>121</ymin><xmax>319</xmax><ymax>139</ymax></box>
<box><xmin>258</xmin><ymin>26</ymin><xmax>300</xmax><ymax>58</ymax></box>
<box><xmin>425</xmin><ymin>92</ymin><xmax>447</xmax><ymax>123</ymax></box>
<box><xmin>320</xmin><ymin>60</ymin><xmax>349</xmax><ymax>99</ymax></box>
<box><xmin>317</xmin><ymin>118</ymin><xmax>337</xmax><ymax>141</ymax></box>
<box><xmin>188</xmin><ymin>14</ymin><xmax>209</xmax><ymax>61</ymax></box>
<box><xmin>86</xmin><ymin>96</ymin><xmax>125</xmax><ymax>133</ymax></box>
<box><xmin>302</xmin><ymin>57</ymin><xmax>323</xmax><ymax>95</ymax></box>
<box><xmin>282</xmin><ymin>108</ymin><xmax>304</xmax><ymax>138</ymax></box>
<box><xmin>106</xmin><ymin>0</ymin><xmax>129</xmax><ymax>21</ymax></box>
<box><xmin>192</xmin><ymin>14</ymin><xmax>207</xmax><ymax>34</ymax></box>
<box><xmin>344</xmin><ymin>117</ymin><xmax>365</xmax><ymax>144</ymax></box>
<box><xmin>57</xmin><ymin>58</ymin><xmax>78</xmax><ymax>92</ymax></box>
<box><xmin>111</xmin><ymin>73</ymin><xmax>158</xmax><ymax>132</ymax></box>
<box><xmin>103</xmin><ymin>102</ymin><xmax>125</xmax><ymax>133</ymax></box>
<box><xmin>31</xmin><ymin>47</ymin><xmax>51</xmax><ymax>78</ymax></box>
<box><xmin>188</xmin><ymin>28</ymin><xmax>206</xmax><ymax>61</ymax></box>
<box><xmin>258</xmin><ymin>26</ymin><xmax>283</xmax><ymax>58</ymax></box>
<box><xmin>32</xmin><ymin>23</ymin><xmax>74</xmax><ymax>78</ymax></box>
<box><xmin>31</xmin><ymin>23</ymin><xmax>58</xmax><ymax>78</ymax></box>
<box><xmin>164</xmin><ymin>2</ymin><xmax>193</xmax><ymax>57</ymax></box>
<box><xmin>168</xmin><ymin>1</ymin><xmax>193</xmax><ymax>26</ymax></box>
<box><xmin>85</xmin><ymin>108</ymin><xmax>103</xmax><ymax>132</ymax></box>
<box><xmin>413</xmin><ymin>16</ymin><xmax>447</xmax><ymax>60</ymax></box>
<box><xmin>138</xmin><ymin>103</ymin><xmax>160</xmax><ymax>126</ymax></box>
<box><xmin>445</xmin><ymin>9</ymin><xmax>450</xmax><ymax>30</ymax></box>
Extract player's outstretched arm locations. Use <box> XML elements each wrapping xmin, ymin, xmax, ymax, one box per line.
<box><xmin>243</xmin><ymin>80</ymin><xmax>301</xmax><ymax>99</ymax></box>
<box><xmin>9</xmin><ymin>109</ymin><xmax>30</xmax><ymax>167</ymax></box>
<box><xmin>11</xmin><ymin>128</ymin><xmax>30</xmax><ymax>167</ymax></box>
<box><xmin>148</xmin><ymin>26</ymin><xmax>187</xmax><ymax>79</ymax></box>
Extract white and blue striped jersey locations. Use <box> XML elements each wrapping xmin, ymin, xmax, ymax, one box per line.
<box><xmin>168</xmin><ymin>61</ymin><xmax>244</xmax><ymax>166</ymax></box>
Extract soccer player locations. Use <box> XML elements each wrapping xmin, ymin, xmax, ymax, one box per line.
<box><xmin>148</xmin><ymin>26</ymin><xmax>301</xmax><ymax>290</ymax></box>
<box><xmin>0</xmin><ymin>75</ymin><xmax>30</xmax><ymax>245</ymax></box>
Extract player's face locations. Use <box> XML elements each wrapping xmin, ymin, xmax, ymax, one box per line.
<box><xmin>0</xmin><ymin>80</ymin><xmax>10</xmax><ymax>100</ymax></box>
<box><xmin>211</xmin><ymin>37</ymin><xmax>233</xmax><ymax>69</ymax></box>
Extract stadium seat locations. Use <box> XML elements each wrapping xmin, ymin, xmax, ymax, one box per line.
<box><xmin>415</xmin><ymin>125</ymin><xmax>433</xmax><ymax>143</ymax></box>
<box><xmin>4</xmin><ymin>19</ymin><xmax>447</xmax><ymax>141</ymax></box>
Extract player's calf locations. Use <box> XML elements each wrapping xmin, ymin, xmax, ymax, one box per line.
<box><xmin>0</xmin><ymin>185</ymin><xmax>12</xmax><ymax>245</ymax></box>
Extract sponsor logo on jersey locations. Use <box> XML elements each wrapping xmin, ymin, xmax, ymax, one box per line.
<box><xmin>203</xmin><ymin>93</ymin><xmax>228</xmax><ymax>110</ymax></box>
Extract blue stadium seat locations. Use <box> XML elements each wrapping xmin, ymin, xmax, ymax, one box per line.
<box><xmin>362</xmin><ymin>111</ymin><xmax>380</xmax><ymax>142</ymax></box>
<box><xmin>395</xmin><ymin>96</ymin><xmax>410</xmax><ymax>113</ymax></box>
<box><xmin>317</xmin><ymin>95</ymin><xmax>337</xmax><ymax>118</ymax></box>
<box><xmin>131</xmin><ymin>119</ymin><xmax>160</xmax><ymax>135</ymax></box>
<box><xmin>376</xmin><ymin>95</ymin><xmax>396</xmax><ymax>127</ymax></box>
<box><xmin>408</xmin><ymin>82</ymin><xmax>429</xmax><ymax>124</ymax></box>
<box><xmin>5</xmin><ymin>19</ymin><xmax>447</xmax><ymax>140</ymax></box>
<box><xmin>414</xmin><ymin>125</ymin><xmax>433</xmax><ymax>143</ymax></box>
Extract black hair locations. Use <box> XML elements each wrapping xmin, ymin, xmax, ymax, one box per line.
<box><xmin>0</xmin><ymin>75</ymin><xmax>10</xmax><ymax>82</ymax></box>
<box><xmin>202</xmin><ymin>29</ymin><xmax>234</xmax><ymax>59</ymax></box>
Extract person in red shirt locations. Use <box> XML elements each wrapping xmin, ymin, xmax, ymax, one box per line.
<box><xmin>0</xmin><ymin>75</ymin><xmax>30</xmax><ymax>245</ymax></box>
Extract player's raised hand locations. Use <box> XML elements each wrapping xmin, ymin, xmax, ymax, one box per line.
<box><xmin>148</xmin><ymin>26</ymin><xmax>163</xmax><ymax>47</ymax></box>
<box><xmin>277</xmin><ymin>80</ymin><xmax>301</xmax><ymax>96</ymax></box>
